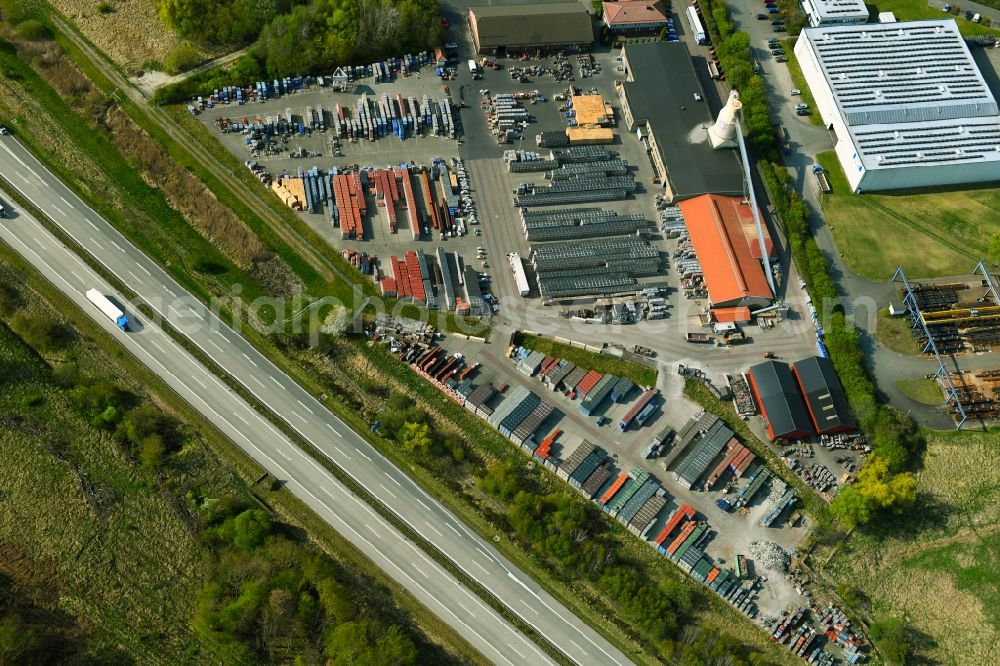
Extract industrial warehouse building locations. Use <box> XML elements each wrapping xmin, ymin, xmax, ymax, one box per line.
<box><xmin>748</xmin><ymin>361</ymin><xmax>814</xmax><ymax>441</ymax></box>
<box><xmin>468</xmin><ymin>4</ymin><xmax>594</xmax><ymax>55</ymax></box>
<box><xmin>602</xmin><ymin>1</ymin><xmax>669</xmax><ymax>33</ymax></box>
<box><xmin>792</xmin><ymin>357</ymin><xmax>856</xmax><ymax>435</ymax></box>
<box><xmin>616</xmin><ymin>42</ymin><xmax>744</xmax><ymax>201</ymax></box>
<box><xmin>794</xmin><ymin>20</ymin><xmax>1000</xmax><ymax>193</ymax></box>
<box><xmin>678</xmin><ymin>194</ymin><xmax>773</xmax><ymax>311</ymax></box>
<box><xmin>801</xmin><ymin>0</ymin><xmax>868</xmax><ymax>27</ymax></box>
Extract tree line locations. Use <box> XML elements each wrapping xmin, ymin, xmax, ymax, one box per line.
<box><xmin>159</xmin><ymin>0</ymin><xmax>442</xmax><ymax>78</ymax></box>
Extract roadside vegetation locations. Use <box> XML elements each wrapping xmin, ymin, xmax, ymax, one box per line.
<box><xmin>894</xmin><ymin>378</ymin><xmax>945</xmax><ymax>406</ymax></box>
<box><xmin>515</xmin><ymin>332</ymin><xmax>659</xmax><ymax>387</ymax></box>
<box><xmin>157</xmin><ymin>0</ymin><xmax>440</xmax><ymax>79</ymax></box>
<box><xmin>816</xmin><ymin>151</ymin><xmax>1000</xmax><ymax>279</ymax></box>
<box><xmin>873</xmin><ymin>308</ymin><xmax>922</xmax><ymax>356</ymax></box>
<box><xmin>0</xmin><ymin>257</ymin><xmax>466</xmax><ymax>664</ymax></box>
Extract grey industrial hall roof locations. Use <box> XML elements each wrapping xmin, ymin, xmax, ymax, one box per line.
<box><xmin>470</xmin><ymin>4</ymin><xmax>595</xmax><ymax>50</ymax></box>
<box><xmin>798</xmin><ymin>20</ymin><xmax>1000</xmax><ymax>172</ymax></box>
<box><xmin>805</xmin><ymin>0</ymin><xmax>869</xmax><ymax>22</ymax></box>
<box><xmin>620</xmin><ymin>42</ymin><xmax>743</xmax><ymax>199</ymax></box>
<box><xmin>792</xmin><ymin>356</ymin><xmax>855</xmax><ymax>432</ymax></box>
<box><xmin>749</xmin><ymin>361</ymin><xmax>814</xmax><ymax>439</ymax></box>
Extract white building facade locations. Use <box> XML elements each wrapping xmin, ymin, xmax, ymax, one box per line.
<box><xmin>802</xmin><ymin>0</ymin><xmax>869</xmax><ymax>27</ymax></box>
<box><xmin>795</xmin><ymin>20</ymin><xmax>1000</xmax><ymax>192</ymax></box>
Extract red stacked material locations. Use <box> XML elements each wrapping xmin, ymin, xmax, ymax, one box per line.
<box><xmin>654</xmin><ymin>504</ymin><xmax>696</xmax><ymax>545</ymax></box>
<box><xmin>534</xmin><ymin>428</ymin><xmax>561</xmax><ymax>460</ymax></box>
<box><xmin>707</xmin><ymin>441</ymin><xmax>743</xmax><ymax>488</ymax></box>
<box><xmin>379</xmin><ymin>277</ymin><xmax>397</xmax><ymax>297</ymax></box>
<box><xmin>598</xmin><ymin>472</ymin><xmax>629</xmax><ymax>506</ymax></box>
<box><xmin>333</xmin><ymin>174</ymin><xmax>363</xmax><ymax>239</ymax></box>
<box><xmin>666</xmin><ymin>520</ymin><xmax>696</xmax><ymax>556</ymax></box>
<box><xmin>404</xmin><ymin>251</ymin><xmax>425</xmax><ymax>302</ymax></box>
<box><xmin>417</xmin><ymin>171</ymin><xmax>439</xmax><ymax>230</ymax></box>
<box><xmin>734</xmin><ymin>447</ymin><xmax>756</xmax><ymax>477</ymax></box>
<box><xmin>396</xmin><ymin>168</ymin><xmax>421</xmax><ymax>238</ymax></box>
<box><xmin>573</xmin><ymin>370</ymin><xmax>603</xmax><ymax>399</ymax></box>
<box><xmin>706</xmin><ymin>567</ymin><xmax>720</xmax><ymax>583</ymax></box>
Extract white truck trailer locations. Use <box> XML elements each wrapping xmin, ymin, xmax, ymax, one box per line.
<box><xmin>86</xmin><ymin>288</ymin><xmax>129</xmax><ymax>330</ymax></box>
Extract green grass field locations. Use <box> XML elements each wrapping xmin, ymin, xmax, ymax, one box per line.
<box><xmin>874</xmin><ymin>308</ymin><xmax>923</xmax><ymax>355</ymax></box>
<box><xmin>895</xmin><ymin>378</ymin><xmax>944</xmax><ymax>405</ymax></box>
<box><xmin>818</xmin><ymin>428</ymin><xmax>1000</xmax><ymax>665</ymax></box>
<box><xmin>816</xmin><ymin>151</ymin><xmax>1000</xmax><ymax>279</ymax></box>
<box><xmin>517</xmin><ymin>333</ymin><xmax>658</xmax><ymax>387</ymax></box>
<box><xmin>869</xmin><ymin>0</ymin><xmax>1000</xmax><ymax>36</ymax></box>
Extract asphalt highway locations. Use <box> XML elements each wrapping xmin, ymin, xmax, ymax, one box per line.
<box><xmin>0</xmin><ymin>134</ymin><xmax>633</xmax><ymax>666</ymax></box>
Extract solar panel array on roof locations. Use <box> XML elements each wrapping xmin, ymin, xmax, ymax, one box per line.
<box><xmin>796</xmin><ymin>20</ymin><xmax>1000</xmax><ymax>184</ymax></box>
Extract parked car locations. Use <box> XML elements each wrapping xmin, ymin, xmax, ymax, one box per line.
<box><xmin>790</xmin><ymin>88</ymin><xmax>801</xmax><ymax>95</ymax></box>
<box><xmin>771</xmin><ymin>18</ymin><xmax>784</xmax><ymax>25</ymax></box>
<box><xmin>768</xmin><ymin>6</ymin><xmax>780</xmax><ymax>13</ymax></box>
<box><xmin>756</xmin><ymin>12</ymin><xmax>768</xmax><ymax>19</ymax></box>
<box><xmin>795</xmin><ymin>102</ymin><xmax>809</xmax><ymax>110</ymax></box>
<box><xmin>0</xmin><ymin>126</ymin><xmax>8</xmax><ymax>135</ymax></box>
<box><xmin>776</xmin><ymin>55</ymin><xmax>788</xmax><ymax>61</ymax></box>
<box><xmin>773</xmin><ymin>25</ymin><xmax>787</xmax><ymax>31</ymax></box>
<box><xmin>770</xmin><ymin>48</ymin><xmax>784</xmax><ymax>55</ymax></box>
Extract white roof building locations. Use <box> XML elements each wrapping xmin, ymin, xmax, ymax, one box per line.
<box><xmin>802</xmin><ymin>0</ymin><xmax>869</xmax><ymax>27</ymax></box>
<box><xmin>795</xmin><ymin>20</ymin><xmax>1000</xmax><ymax>192</ymax></box>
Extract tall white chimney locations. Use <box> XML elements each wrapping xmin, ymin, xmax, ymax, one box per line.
<box><xmin>708</xmin><ymin>90</ymin><xmax>742</xmax><ymax>149</ymax></box>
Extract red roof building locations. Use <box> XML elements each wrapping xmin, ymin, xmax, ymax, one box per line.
<box><xmin>679</xmin><ymin>194</ymin><xmax>773</xmax><ymax>309</ymax></box>
<box><xmin>602</xmin><ymin>1</ymin><xmax>669</xmax><ymax>32</ymax></box>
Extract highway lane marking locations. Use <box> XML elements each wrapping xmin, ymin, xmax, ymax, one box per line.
<box><xmin>110</xmin><ymin>240</ymin><xmax>126</xmax><ymax>252</ymax></box>
<box><xmin>241</xmin><ymin>352</ymin><xmax>258</xmax><ymax>367</ymax></box>
<box><xmin>90</xmin><ymin>238</ymin><xmax>104</xmax><ymax>250</ymax></box>
<box><xmin>445</xmin><ymin>523</ymin><xmax>461</xmax><ymax>536</ymax></box>
<box><xmin>364</xmin><ymin>523</ymin><xmax>380</xmax><ymax>538</ymax></box>
<box><xmin>70</xmin><ymin>270</ymin><xmax>83</xmax><ymax>283</ymax></box>
<box><xmin>17</xmin><ymin>173</ymin><xmax>30</xmax><ymax>184</ymax></box>
<box><xmin>33</xmin><ymin>237</ymin><xmax>45</xmax><ymax>249</ymax></box>
<box><xmin>326</xmin><ymin>423</ymin><xmax>342</xmax><ymax>437</ymax></box>
<box><xmin>457</xmin><ymin>601</ymin><xmax>475</xmax><ymax>616</ymax></box>
<box><xmin>251</xmin><ymin>376</ymin><xmax>265</xmax><ymax>388</ymax></box>
<box><xmin>51</xmin><ymin>204</ymin><xmax>64</xmax><ymax>216</ymax></box>
<box><xmin>137</xmin><ymin>263</ymin><xmax>151</xmax><ymax>275</ymax></box>
<box><xmin>269</xmin><ymin>376</ymin><xmax>282</xmax><ymax>386</ymax></box>
<box><xmin>506</xmin><ymin>643</ymin><xmax>527</xmax><ymax>660</ymax></box>
<box><xmin>148</xmin><ymin>338</ymin><xmax>167</xmax><ymax>354</ymax></box>
<box><xmin>411</xmin><ymin>562</ymin><xmax>429</xmax><ymax>579</ymax></box>
<box><xmin>85</xmin><ymin>219</ymin><xmax>98</xmax><ymax>231</ymax></box>
<box><xmin>59</xmin><ymin>196</ymin><xmax>74</xmax><ymax>209</ymax></box>
<box><xmin>291</xmin><ymin>410</ymin><xmax>308</xmax><ymax>424</ymax></box>
<box><xmin>277</xmin><ymin>448</ymin><xmax>292</xmax><ymax>460</ymax></box>
<box><xmin>323</xmin><ymin>488</ymin><xmax>337</xmax><ymax>500</ymax></box>
<box><xmin>568</xmin><ymin>639</ymin><xmax>587</xmax><ymax>656</ymax></box>
<box><xmin>333</xmin><ymin>446</ymin><xmax>351</xmax><ymax>460</ymax></box>
<box><xmin>385</xmin><ymin>473</ymin><xmax>402</xmax><ymax>487</ymax></box>
<box><xmin>0</xmin><ymin>142</ymin><xmax>44</xmax><ymax>182</ymax></box>
<box><xmin>476</xmin><ymin>547</ymin><xmax>493</xmax><ymax>561</ymax></box>
<box><xmin>191</xmin><ymin>374</ymin><xmax>208</xmax><ymax>389</ymax></box>
<box><xmin>415</xmin><ymin>498</ymin><xmax>432</xmax><ymax>512</ymax></box>
<box><xmin>296</xmin><ymin>399</ymin><xmax>314</xmax><ymax>414</ymax></box>
<box><xmin>378</xmin><ymin>483</ymin><xmax>397</xmax><ymax>499</ymax></box>
<box><xmin>209</xmin><ymin>339</ymin><xmax>224</xmax><ymax>353</ymax></box>
<box><xmin>521</xmin><ymin>600</ymin><xmax>539</xmax><ymax>614</ymax></box>
<box><xmin>423</xmin><ymin>521</ymin><xmax>443</xmax><ymax>537</ymax></box>
<box><xmin>127</xmin><ymin>270</ymin><xmax>141</xmax><ymax>283</ymax></box>
<box><xmin>358</xmin><ymin>450</ymin><xmax>373</xmax><ymax>461</ymax></box>
<box><xmin>472</xmin><ymin>561</ymin><xmax>490</xmax><ymax>576</ymax></box>
<box><xmin>233</xmin><ymin>412</ymin><xmax>250</xmax><ymax>425</ymax></box>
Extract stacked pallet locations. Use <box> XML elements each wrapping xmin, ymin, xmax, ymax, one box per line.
<box><xmin>371</xmin><ymin>169</ymin><xmax>401</xmax><ymax>233</ymax></box>
<box><xmin>396</xmin><ymin>167</ymin><xmax>421</xmax><ymax>239</ymax></box>
<box><xmin>333</xmin><ymin>174</ymin><xmax>364</xmax><ymax>239</ymax></box>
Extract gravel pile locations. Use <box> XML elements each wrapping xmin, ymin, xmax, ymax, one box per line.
<box><xmin>750</xmin><ymin>540</ymin><xmax>789</xmax><ymax>572</ymax></box>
